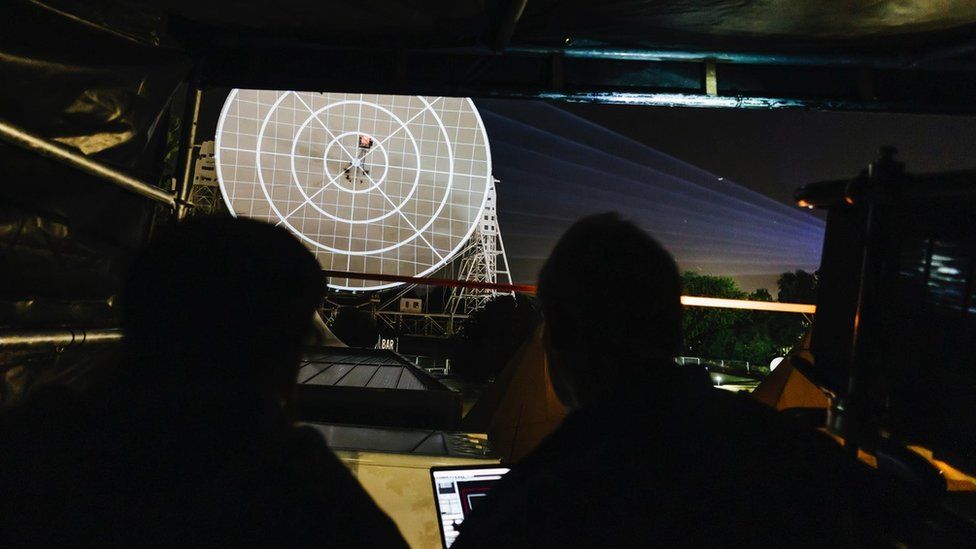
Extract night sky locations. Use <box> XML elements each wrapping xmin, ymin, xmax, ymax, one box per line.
<box><xmin>559</xmin><ymin>104</ymin><xmax>976</xmax><ymax>209</ymax></box>
<box><xmin>476</xmin><ymin>100</ymin><xmax>976</xmax><ymax>291</ymax></box>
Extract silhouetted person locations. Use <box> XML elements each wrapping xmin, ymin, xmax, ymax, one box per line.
<box><xmin>453</xmin><ymin>213</ymin><xmax>869</xmax><ymax>548</ymax></box>
<box><xmin>0</xmin><ymin>217</ymin><xmax>406</xmax><ymax>547</ymax></box>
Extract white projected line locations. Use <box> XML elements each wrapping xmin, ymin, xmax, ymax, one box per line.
<box><xmin>363</xmin><ymin>97</ymin><xmax>444</xmax><ymax>161</ymax></box>
<box><xmin>276</xmin><ymin>165</ymin><xmax>352</xmax><ymax>225</ymax></box>
<box><xmin>364</xmin><ymin>170</ymin><xmax>445</xmax><ymax>261</ymax></box>
<box><xmin>223</xmin><ymin>146</ymin><xmax>331</xmax><ymax>162</ymax></box>
<box><xmin>291</xmin><ymin>91</ymin><xmax>355</xmax><ymax>160</ymax></box>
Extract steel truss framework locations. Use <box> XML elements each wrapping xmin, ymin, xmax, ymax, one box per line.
<box><xmin>188</xmin><ymin>141</ymin><xmax>224</xmax><ymax>216</ymax></box>
<box><xmin>446</xmin><ymin>178</ymin><xmax>514</xmax><ymax>317</ymax></box>
<box><xmin>374</xmin><ymin>311</ymin><xmax>468</xmax><ymax>339</ymax></box>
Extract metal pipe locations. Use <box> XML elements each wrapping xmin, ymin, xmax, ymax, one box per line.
<box><xmin>0</xmin><ymin>328</ymin><xmax>123</xmax><ymax>350</ymax></box>
<box><xmin>0</xmin><ymin>117</ymin><xmax>177</xmax><ymax>208</ymax></box>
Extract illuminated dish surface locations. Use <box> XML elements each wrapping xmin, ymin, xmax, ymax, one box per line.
<box><xmin>216</xmin><ymin>90</ymin><xmax>492</xmax><ymax>290</ymax></box>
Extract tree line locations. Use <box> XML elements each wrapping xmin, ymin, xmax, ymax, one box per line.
<box><xmin>681</xmin><ymin>270</ymin><xmax>816</xmax><ymax>367</ymax></box>
<box><xmin>453</xmin><ymin>270</ymin><xmax>817</xmax><ymax>382</ymax></box>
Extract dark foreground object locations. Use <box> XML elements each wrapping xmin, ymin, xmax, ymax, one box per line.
<box><xmin>1</xmin><ymin>218</ymin><xmax>407</xmax><ymax>547</ymax></box>
<box><xmin>454</xmin><ymin>364</ymin><xmax>875</xmax><ymax>548</ymax></box>
<box><xmin>0</xmin><ymin>385</ymin><xmax>406</xmax><ymax>547</ymax></box>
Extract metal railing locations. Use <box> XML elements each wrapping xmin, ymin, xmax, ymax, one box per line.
<box><xmin>676</xmin><ymin>356</ymin><xmax>771</xmax><ymax>377</ymax></box>
<box><xmin>0</xmin><ymin>117</ymin><xmax>177</xmax><ymax>209</ymax></box>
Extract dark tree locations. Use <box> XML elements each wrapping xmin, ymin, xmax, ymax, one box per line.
<box><xmin>769</xmin><ymin>269</ymin><xmax>817</xmax><ymax>353</ymax></box>
<box><xmin>777</xmin><ymin>270</ymin><xmax>818</xmax><ymax>304</ymax></box>
<box><xmin>681</xmin><ymin>271</ymin><xmax>815</xmax><ymax>367</ymax></box>
<box><xmin>681</xmin><ymin>272</ymin><xmax>745</xmax><ymax>361</ymax></box>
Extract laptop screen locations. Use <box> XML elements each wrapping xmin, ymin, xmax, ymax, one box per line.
<box><xmin>431</xmin><ymin>465</ymin><xmax>511</xmax><ymax>548</ymax></box>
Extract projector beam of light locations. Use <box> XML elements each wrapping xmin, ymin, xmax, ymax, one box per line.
<box><xmin>504</xmin><ymin>221</ymin><xmax>824</xmax><ymax>259</ymax></box>
<box><xmin>483</xmin><ymin>110</ymin><xmax>823</xmax><ymax>233</ymax></box>
<box><xmin>495</xmin><ymin>150</ymin><xmax>823</xmax><ymax>242</ymax></box>
<box><xmin>481</xmin><ymin>101</ymin><xmax>814</xmax><ymax>220</ymax></box>
<box><xmin>474</xmin><ymin>100</ymin><xmax>825</xmax><ymax>284</ymax></box>
<box><xmin>499</xmin><ymin>163</ymin><xmax>824</xmax><ymax>244</ymax></box>
<box><xmin>504</xmin><ymin>212</ymin><xmax>818</xmax><ymax>255</ymax></box>
<box><xmin>323</xmin><ymin>269</ymin><xmax>816</xmax><ymax>314</ymax></box>
<box><xmin>484</xmin><ymin>122</ymin><xmax>822</xmax><ymax>234</ymax></box>
<box><xmin>505</xmin><ymin>234</ymin><xmax>819</xmax><ymax>261</ymax></box>
<box><xmin>507</xmin><ymin>254</ymin><xmax>821</xmax><ymax>268</ymax></box>
<box><xmin>498</xmin><ymin>158</ymin><xmax>823</xmax><ymax>239</ymax></box>
<box><xmin>500</xmin><ymin>181</ymin><xmax>824</xmax><ymax>256</ymax></box>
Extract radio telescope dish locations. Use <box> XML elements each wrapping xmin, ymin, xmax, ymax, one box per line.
<box><xmin>215</xmin><ymin>90</ymin><xmax>492</xmax><ymax>290</ymax></box>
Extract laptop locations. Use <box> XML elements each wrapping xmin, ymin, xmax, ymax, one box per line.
<box><xmin>430</xmin><ymin>464</ymin><xmax>511</xmax><ymax>548</ymax></box>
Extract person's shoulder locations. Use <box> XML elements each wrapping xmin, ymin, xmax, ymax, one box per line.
<box><xmin>281</xmin><ymin>423</ymin><xmax>333</xmax><ymax>458</ymax></box>
<box><xmin>263</xmin><ymin>424</ymin><xmax>409</xmax><ymax>547</ymax></box>
<box><xmin>454</xmin><ymin>415</ymin><xmax>612</xmax><ymax>548</ymax></box>
<box><xmin>260</xmin><ymin>424</ymin><xmax>350</xmax><ymax>490</ymax></box>
<box><xmin>502</xmin><ymin>409</ymin><xmax>608</xmax><ymax>480</ymax></box>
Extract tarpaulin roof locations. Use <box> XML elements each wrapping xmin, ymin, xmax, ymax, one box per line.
<box><xmin>6</xmin><ymin>1</ymin><xmax>976</xmax><ymax>124</ymax></box>
<box><xmin>516</xmin><ymin>1</ymin><xmax>976</xmax><ymax>47</ymax></box>
<box><xmin>5</xmin><ymin>0</ymin><xmax>976</xmax><ymax>173</ymax></box>
<box><xmin>24</xmin><ymin>1</ymin><xmax>976</xmax><ymax>52</ymax></box>
<box><xmin>298</xmin><ymin>348</ymin><xmax>441</xmax><ymax>390</ymax></box>
<box><xmin>294</xmin><ymin>347</ymin><xmax>462</xmax><ymax>429</ymax></box>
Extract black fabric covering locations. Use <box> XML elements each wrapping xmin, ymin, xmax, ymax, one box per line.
<box><xmin>12</xmin><ymin>1</ymin><xmax>976</xmax><ymax>55</ymax></box>
<box><xmin>0</xmin><ymin>1</ymin><xmax>188</xmax><ymax>325</ymax></box>
<box><xmin>1</xmin><ymin>2</ymin><xmax>188</xmax><ymax>165</ymax></box>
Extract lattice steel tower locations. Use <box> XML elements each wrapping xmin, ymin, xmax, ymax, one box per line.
<box><xmin>446</xmin><ymin>178</ymin><xmax>514</xmax><ymax>316</ymax></box>
<box><xmin>187</xmin><ymin>140</ymin><xmax>223</xmax><ymax>216</ymax></box>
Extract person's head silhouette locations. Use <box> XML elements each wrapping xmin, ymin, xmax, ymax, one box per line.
<box><xmin>119</xmin><ymin>217</ymin><xmax>322</xmax><ymax>411</ymax></box>
<box><xmin>537</xmin><ymin>213</ymin><xmax>681</xmax><ymax>409</ymax></box>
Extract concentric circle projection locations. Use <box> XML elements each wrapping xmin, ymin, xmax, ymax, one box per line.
<box><xmin>215</xmin><ymin>90</ymin><xmax>492</xmax><ymax>290</ymax></box>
